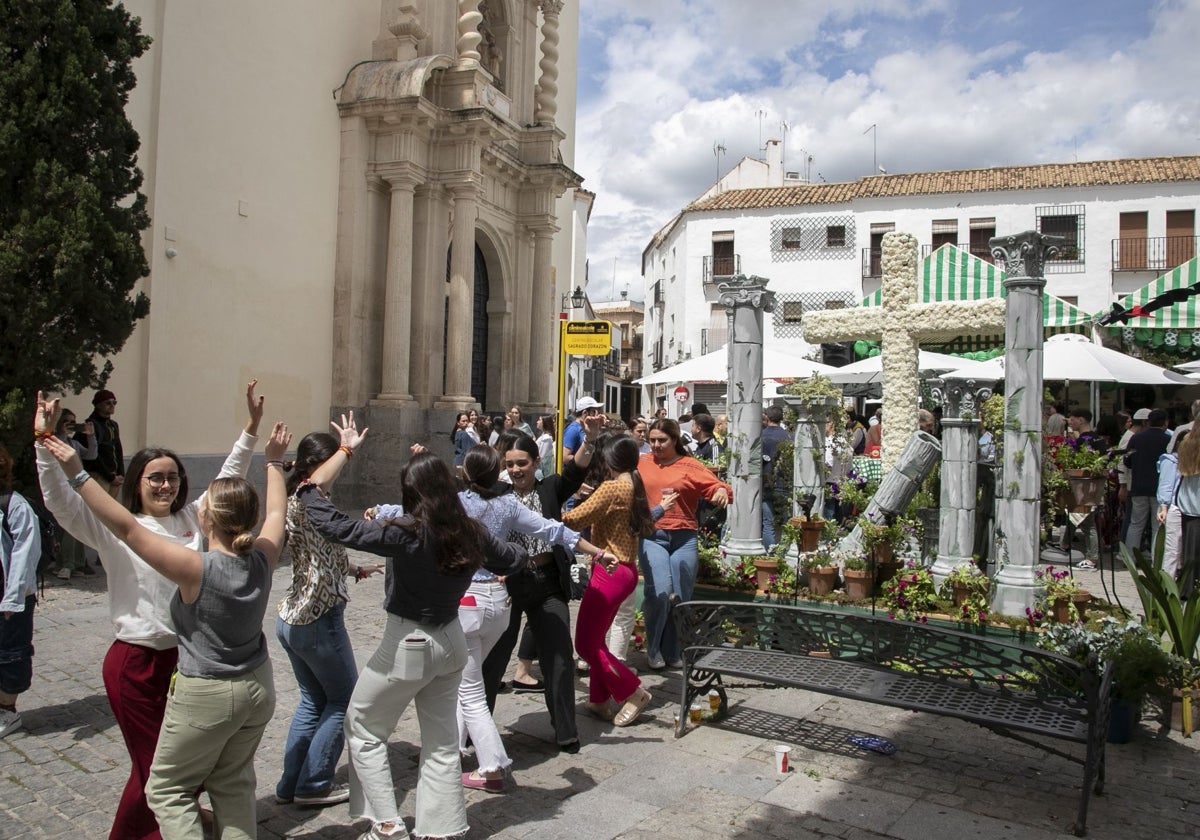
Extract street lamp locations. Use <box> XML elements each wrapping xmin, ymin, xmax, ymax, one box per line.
<box><xmin>561</xmin><ymin>286</ymin><xmax>585</xmax><ymax>311</ymax></box>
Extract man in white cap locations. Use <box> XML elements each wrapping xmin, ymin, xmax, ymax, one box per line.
<box><xmin>563</xmin><ymin>396</ymin><xmax>604</xmax><ymax>464</ymax></box>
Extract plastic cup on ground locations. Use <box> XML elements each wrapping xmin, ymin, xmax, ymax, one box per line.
<box><xmin>688</xmin><ymin>702</ymin><xmax>703</xmax><ymax>724</ymax></box>
<box><xmin>708</xmin><ymin>689</ymin><xmax>721</xmax><ymax>711</ymax></box>
<box><xmin>773</xmin><ymin>745</ymin><xmax>791</xmax><ymax>774</ymax></box>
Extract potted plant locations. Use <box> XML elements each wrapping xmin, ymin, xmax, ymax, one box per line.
<box><xmin>858</xmin><ymin>514</ymin><xmax>907</xmax><ymax>585</ymax></box>
<box><xmin>801</xmin><ymin>548</ymin><xmax>839</xmax><ymax>596</ymax></box>
<box><xmin>881</xmin><ymin>559</ymin><xmax>938</xmax><ymax>623</ymax></box>
<box><xmin>939</xmin><ymin>563</ymin><xmax>992</xmax><ymax>625</ymax></box>
<box><xmin>841</xmin><ymin>555</ymin><xmax>873</xmax><ymax>600</ymax></box>
<box><xmin>1047</xmin><ymin>436</ymin><xmax>1118</xmax><ymax>511</ymax></box>
<box><xmin>796</xmin><ymin>514</ymin><xmax>825</xmax><ymax>552</ymax></box>
<box><xmin>750</xmin><ymin>555</ymin><xmax>779</xmax><ymax>594</ymax></box>
<box><xmin>764</xmin><ymin>558</ymin><xmax>799</xmax><ymax>600</ymax></box>
<box><xmin>1034</xmin><ymin>565</ymin><xmax>1090</xmax><ymax>623</ymax></box>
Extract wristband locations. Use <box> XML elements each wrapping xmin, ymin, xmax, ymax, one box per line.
<box><xmin>68</xmin><ymin>470</ymin><xmax>92</xmax><ymax>489</ymax></box>
<box><xmin>338</xmin><ymin>445</ymin><xmax>354</xmax><ymax>459</ymax></box>
<box><xmin>33</xmin><ymin>430</ymin><xmax>55</xmax><ymax>440</ymax></box>
<box><xmin>593</xmin><ymin>550</ymin><xmax>606</xmax><ymax>563</ymax></box>
<box><xmin>265</xmin><ymin>460</ymin><xmax>284</xmax><ymax>469</ymax></box>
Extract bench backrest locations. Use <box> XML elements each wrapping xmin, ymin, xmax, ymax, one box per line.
<box><xmin>674</xmin><ymin>600</ymin><xmax>1107</xmax><ymax>712</ymax></box>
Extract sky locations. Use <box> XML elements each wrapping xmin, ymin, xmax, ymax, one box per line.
<box><xmin>574</xmin><ymin>0</ymin><xmax>1200</xmax><ymax>302</ymax></box>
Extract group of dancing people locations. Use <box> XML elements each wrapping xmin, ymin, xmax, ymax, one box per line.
<box><xmin>26</xmin><ymin>383</ymin><xmax>731</xmax><ymax>840</ymax></box>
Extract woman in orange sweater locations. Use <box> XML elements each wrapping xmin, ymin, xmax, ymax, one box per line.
<box><xmin>636</xmin><ymin>419</ymin><xmax>730</xmax><ymax>669</ymax></box>
<box><xmin>563</xmin><ymin>437</ymin><xmax>655</xmax><ymax>726</ymax></box>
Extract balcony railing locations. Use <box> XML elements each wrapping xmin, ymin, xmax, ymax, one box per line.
<box><xmin>702</xmin><ymin>254</ymin><xmax>740</xmax><ymax>283</ymax></box>
<box><xmin>1111</xmin><ymin>236</ymin><xmax>1199</xmax><ymax>272</ymax></box>
<box><xmin>861</xmin><ymin>248</ymin><xmax>882</xmax><ymax>278</ymax></box>
<box><xmin>701</xmin><ymin>326</ymin><xmax>729</xmax><ymax>355</ymax></box>
<box><xmin>651</xmin><ymin>283</ymin><xmax>664</xmax><ymax>307</ymax></box>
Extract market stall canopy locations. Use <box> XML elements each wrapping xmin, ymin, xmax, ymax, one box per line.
<box><xmin>827</xmin><ymin>350</ymin><xmax>987</xmax><ymax>385</ymax></box>
<box><xmin>942</xmin><ymin>333</ymin><xmax>1195</xmax><ymax>385</ymax></box>
<box><xmin>635</xmin><ymin>345</ymin><xmax>833</xmax><ymax>385</ymax></box>
<box><xmin>1103</xmin><ymin>256</ymin><xmax>1200</xmax><ymax>343</ymax></box>
<box><xmin>860</xmin><ymin>244</ymin><xmax>1092</xmax><ymax>351</ymax></box>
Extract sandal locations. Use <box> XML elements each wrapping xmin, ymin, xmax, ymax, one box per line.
<box><xmin>613</xmin><ymin>687</ymin><xmax>652</xmax><ymax>727</ymax></box>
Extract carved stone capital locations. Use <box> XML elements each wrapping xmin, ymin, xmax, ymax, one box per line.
<box><xmin>717</xmin><ymin>274</ymin><xmax>776</xmax><ymax>313</ymax></box>
<box><xmin>989</xmin><ymin>230</ymin><xmax>1063</xmax><ymax>280</ymax></box>
<box><xmin>539</xmin><ymin>0</ymin><xmax>564</xmax><ymax>16</ymax></box>
<box><xmin>936</xmin><ymin>378</ymin><xmax>993</xmax><ymax>420</ymax></box>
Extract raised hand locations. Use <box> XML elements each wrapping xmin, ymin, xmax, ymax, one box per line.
<box><xmin>331</xmin><ymin>411</ymin><xmax>369</xmax><ymax>452</ymax></box>
<box><xmin>245</xmin><ymin>379</ymin><xmax>265</xmax><ymax>435</ymax></box>
<box><xmin>34</xmin><ymin>390</ymin><xmax>62</xmax><ymax>436</ymax></box>
<box><xmin>265</xmin><ymin>422</ymin><xmax>292</xmax><ymax>462</ymax></box>
<box><xmin>582</xmin><ymin>411</ymin><xmax>606</xmax><ymax>438</ymax></box>
<box><xmin>42</xmin><ymin>434</ymin><xmax>84</xmax><ymax>475</ymax></box>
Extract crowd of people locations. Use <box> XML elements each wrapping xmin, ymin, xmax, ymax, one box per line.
<box><xmin>1</xmin><ymin>389</ymin><xmax>731</xmax><ymax>840</ymax></box>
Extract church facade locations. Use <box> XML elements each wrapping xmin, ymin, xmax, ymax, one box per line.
<box><xmin>111</xmin><ymin>1</ymin><xmax>583</xmax><ymax>502</ymax></box>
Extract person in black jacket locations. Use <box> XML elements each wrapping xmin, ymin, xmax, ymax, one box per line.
<box><xmin>79</xmin><ymin>390</ymin><xmax>124</xmax><ymax>497</ymax></box>
<box><xmin>300</xmin><ymin>415</ymin><xmax>530</xmax><ymax>840</ymax></box>
<box><xmin>482</xmin><ymin>416</ymin><xmax>604</xmax><ymax>754</ymax></box>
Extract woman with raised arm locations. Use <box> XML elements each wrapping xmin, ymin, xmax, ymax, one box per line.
<box><xmin>42</xmin><ymin>413</ymin><xmax>291</xmax><ymax>840</ymax></box>
<box><xmin>35</xmin><ymin>384</ymin><xmax>264</xmax><ymax>840</ymax></box>
<box><xmin>273</xmin><ymin>432</ymin><xmax>383</xmax><ymax>809</ymax></box>
<box><xmin>563</xmin><ymin>436</ymin><xmax>656</xmax><ymax>726</ymax></box>
<box><xmin>297</xmin><ymin>415</ymin><xmax>532</xmax><ymax>840</ymax></box>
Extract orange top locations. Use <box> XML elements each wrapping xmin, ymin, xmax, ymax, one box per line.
<box><xmin>561</xmin><ymin>478</ymin><xmax>639</xmax><ymax>566</ymax></box>
<box><xmin>637</xmin><ymin>453</ymin><xmax>731</xmax><ymax>532</ymax></box>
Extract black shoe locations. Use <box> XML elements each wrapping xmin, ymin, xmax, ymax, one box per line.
<box><xmin>511</xmin><ymin>679</ymin><xmax>545</xmax><ymax>694</ymax></box>
<box><xmin>559</xmin><ymin>739</ymin><xmax>580</xmax><ymax>754</ymax></box>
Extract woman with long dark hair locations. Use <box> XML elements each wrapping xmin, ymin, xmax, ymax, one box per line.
<box><xmin>298</xmin><ymin>416</ymin><xmax>533</xmax><ymax>840</ymax></box>
<box><xmin>43</xmin><ymin>407</ymin><xmax>291</xmax><ymax>839</ymax></box>
<box><xmin>452</xmin><ymin>412</ymin><xmax>472</xmax><ymax>469</ymax></box>
<box><xmin>273</xmin><ymin>432</ymin><xmax>382</xmax><ymax>808</ymax></box>
<box><xmin>563</xmin><ymin>436</ymin><xmax>655</xmax><ymax>725</ymax></box>
<box><xmin>638</xmin><ymin>419</ymin><xmax>730</xmax><ymax>669</ymax></box>
<box><xmin>35</xmin><ymin>384</ymin><xmax>264</xmax><ymax>840</ymax></box>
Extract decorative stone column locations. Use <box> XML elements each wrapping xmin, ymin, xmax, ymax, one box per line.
<box><xmin>527</xmin><ymin>226</ymin><xmax>556</xmax><ymax>409</ymax></box>
<box><xmin>838</xmin><ymin>431</ymin><xmax>941</xmax><ymax>557</ymax></box>
<box><xmin>438</xmin><ymin>182</ymin><xmax>479</xmax><ymax>408</ymax></box>
<box><xmin>991</xmin><ymin>231</ymin><xmax>1062</xmax><ymax>616</ymax></box>
<box><xmin>781</xmin><ymin>397</ymin><xmax>837</xmax><ymax>564</ymax></box>
<box><xmin>930</xmin><ymin>379</ymin><xmax>982</xmax><ymax>584</ymax></box>
<box><xmin>376</xmin><ymin>172</ymin><xmax>419</xmax><ymax>405</ymax></box>
<box><xmin>535</xmin><ymin>0</ymin><xmax>563</xmax><ymax>124</ymax></box>
<box><xmin>456</xmin><ymin>0</ymin><xmax>483</xmax><ymax>65</ymax></box>
<box><xmin>718</xmin><ymin>275</ymin><xmax>775</xmax><ymax>561</ymax></box>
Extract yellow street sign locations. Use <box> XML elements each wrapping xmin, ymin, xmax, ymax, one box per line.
<box><xmin>562</xmin><ymin>320</ymin><xmax>612</xmax><ymax>355</ymax></box>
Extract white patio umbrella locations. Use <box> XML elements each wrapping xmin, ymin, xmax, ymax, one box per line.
<box><xmin>1174</xmin><ymin>359</ymin><xmax>1200</xmax><ymax>374</ymax></box>
<box><xmin>941</xmin><ymin>333</ymin><xmax>1194</xmax><ymax>386</ymax></box>
<box><xmin>635</xmin><ymin>344</ymin><xmax>833</xmax><ymax>385</ymax></box>
<box><xmin>827</xmin><ymin>350</ymin><xmax>988</xmax><ymax>385</ymax></box>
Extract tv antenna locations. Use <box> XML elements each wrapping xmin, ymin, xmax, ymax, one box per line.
<box><xmin>713</xmin><ymin>141</ymin><xmax>727</xmax><ymax>186</ymax></box>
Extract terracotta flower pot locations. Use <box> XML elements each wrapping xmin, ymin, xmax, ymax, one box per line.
<box><xmin>753</xmin><ymin>558</ymin><xmax>779</xmax><ymax>594</ymax></box>
<box><xmin>951</xmin><ymin>581</ymin><xmax>971</xmax><ymax>607</ymax></box>
<box><xmin>800</xmin><ymin>520</ymin><xmax>824</xmax><ymax>552</ymax></box>
<box><xmin>1050</xmin><ymin>590</ymin><xmax>1090</xmax><ymax>623</ymax></box>
<box><xmin>806</xmin><ymin>565</ymin><xmax>838</xmax><ymax>596</ymax></box>
<box><xmin>874</xmin><ymin>558</ymin><xmax>902</xmax><ymax>588</ymax></box>
<box><xmin>844</xmin><ymin>568</ymin><xmax>873</xmax><ymax>600</ymax></box>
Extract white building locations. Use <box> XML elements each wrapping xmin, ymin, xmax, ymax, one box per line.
<box><xmin>641</xmin><ymin>146</ymin><xmax>1200</xmax><ymax>410</ymax></box>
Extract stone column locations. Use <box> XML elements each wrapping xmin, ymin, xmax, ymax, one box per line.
<box><xmin>456</xmin><ymin>0</ymin><xmax>483</xmax><ymax>65</ymax></box>
<box><xmin>535</xmin><ymin>0</ymin><xmax>563</xmax><ymax>124</ymax></box>
<box><xmin>931</xmin><ymin>379</ymin><xmax>982</xmax><ymax>584</ymax></box>
<box><xmin>438</xmin><ymin>183</ymin><xmax>479</xmax><ymax>407</ymax></box>
<box><xmin>717</xmin><ymin>275</ymin><xmax>775</xmax><ymax>561</ymax></box>
<box><xmin>781</xmin><ymin>397</ymin><xmax>835</xmax><ymax>564</ymax></box>
<box><xmin>838</xmin><ymin>431</ymin><xmax>941</xmax><ymax>557</ymax></box>
<box><xmin>376</xmin><ymin>173</ymin><xmax>419</xmax><ymax>405</ymax></box>
<box><xmin>527</xmin><ymin>226</ymin><xmax>556</xmax><ymax>409</ymax></box>
<box><xmin>991</xmin><ymin>231</ymin><xmax>1062</xmax><ymax>616</ymax></box>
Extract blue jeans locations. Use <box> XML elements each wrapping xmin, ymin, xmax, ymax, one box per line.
<box><xmin>762</xmin><ymin>501</ymin><xmax>776</xmax><ymax>550</ymax></box>
<box><xmin>639</xmin><ymin>529</ymin><xmax>698</xmax><ymax>663</ymax></box>
<box><xmin>275</xmin><ymin>604</ymin><xmax>357</xmax><ymax>798</ymax></box>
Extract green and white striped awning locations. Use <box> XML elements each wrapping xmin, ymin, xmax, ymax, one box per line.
<box><xmin>1110</xmin><ymin>257</ymin><xmax>1200</xmax><ymax>330</ymax></box>
<box><xmin>861</xmin><ymin>244</ymin><xmax>1092</xmax><ymax>349</ymax></box>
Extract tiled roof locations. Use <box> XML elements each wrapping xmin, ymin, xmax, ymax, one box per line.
<box><xmin>686</xmin><ymin>155</ymin><xmax>1200</xmax><ymax>212</ymax></box>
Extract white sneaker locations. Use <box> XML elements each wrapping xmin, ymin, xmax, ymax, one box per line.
<box><xmin>0</xmin><ymin>709</ymin><xmax>22</xmax><ymax>738</ymax></box>
<box><xmin>647</xmin><ymin>653</ymin><xmax>665</xmax><ymax>670</ymax></box>
<box><xmin>55</xmin><ymin>567</ymin><xmax>71</xmax><ymax>581</ymax></box>
<box><xmin>358</xmin><ymin>822</ymin><xmax>409</xmax><ymax>840</ymax></box>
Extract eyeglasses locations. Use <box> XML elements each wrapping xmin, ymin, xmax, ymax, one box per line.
<box><xmin>144</xmin><ymin>473</ymin><xmax>182</xmax><ymax>488</ymax></box>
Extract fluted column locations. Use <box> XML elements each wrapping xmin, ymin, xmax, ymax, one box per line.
<box><xmin>991</xmin><ymin>231</ymin><xmax>1062</xmax><ymax>616</ymax></box>
<box><xmin>535</xmin><ymin>0</ymin><xmax>563</xmax><ymax>124</ymax></box>
<box><xmin>718</xmin><ymin>274</ymin><xmax>775</xmax><ymax>561</ymax></box>
<box><xmin>376</xmin><ymin>174</ymin><xmax>419</xmax><ymax>405</ymax></box>
<box><xmin>931</xmin><ymin>379</ymin><xmax>985</xmax><ymax>584</ymax></box>
<box><xmin>439</xmin><ymin>183</ymin><xmax>479</xmax><ymax>406</ymax></box>
<box><xmin>456</xmin><ymin>0</ymin><xmax>483</xmax><ymax>65</ymax></box>
<box><xmin>527</xmin><ymin>227</ymin><xmax>555</xmax><ymax>407</ymax></box>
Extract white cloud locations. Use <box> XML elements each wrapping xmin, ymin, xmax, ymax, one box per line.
<box><xmin>575</xmin><ymin>0</ymin><xmax>1200</xmax><ymax>301</ymax></box>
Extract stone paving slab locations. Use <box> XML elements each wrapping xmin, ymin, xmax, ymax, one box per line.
<box><xmin>0</xmin><ymin>553</ymin><xmax>1196</xmax><ymax>839</ymax></box>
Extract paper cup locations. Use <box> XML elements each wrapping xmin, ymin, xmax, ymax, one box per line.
<box><xmin>773</xmin><ymin>744</ymin><xmax>791</xmax><ymax>774</ymax></box>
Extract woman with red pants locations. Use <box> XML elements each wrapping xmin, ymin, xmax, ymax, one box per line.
<box><xmin>563</xmin><ymin>437</ymin><xmax>656</xmax><ymax>726</ymax></box>
<box><xmin>34</xmin><ymin>384</ymin><xmax>264</xmax><ymax>839</ymax></box>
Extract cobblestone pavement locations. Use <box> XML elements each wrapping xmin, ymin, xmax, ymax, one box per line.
<box><xmin>2</xmin><ymin>552</ymin><xmax>1196</xmax><ymax>839</ymax></box>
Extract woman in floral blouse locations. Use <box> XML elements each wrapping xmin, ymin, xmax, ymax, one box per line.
<box><xmin>274</xmin><ymin>431</ymin><xmax>381</xmax><ymax>807</ymax></box>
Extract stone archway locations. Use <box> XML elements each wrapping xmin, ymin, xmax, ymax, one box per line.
<box><xmin>471</xmin><ymin>243</ymin><xmax>490</xmax><ymax>408</ymax></box>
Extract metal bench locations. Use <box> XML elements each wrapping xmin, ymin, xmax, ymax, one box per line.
<box><xmin>672</xmin><ymin>600</ymin><xmax>1113</xmax><ymax>836</ymax></box>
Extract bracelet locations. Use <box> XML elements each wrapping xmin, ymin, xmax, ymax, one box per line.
<box><xmin>68</xmin><ymin>470</ymin><xmax>92</xmax><ymax>489</ymax></box>
<box><xmin>33</xmin><ymin>430</ymin><xmax>55</xmax><ymax>440</ymax></box>
<box><xmin>593</xmin><ymin>550</ymin><xmax>606</xmax><ymax>564</ymax></box>
<box><xmin>353</xmin><ymin>566</ymin><xmax>367</xmax><ymax>582</ymax></box>
<box><xmin>338</xmin><ymin>445</ymin><xmax>354</xmax><ymax>459</ymax></box>
<box><xmin>265</xmin><ymin>460</ymin><xmax>284</xmax><ymax>469</ymax></box>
